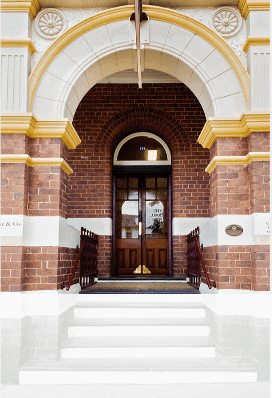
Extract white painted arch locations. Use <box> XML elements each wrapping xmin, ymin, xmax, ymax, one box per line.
<box><xmin>31</xmin><ymin>11</ymin><xmax>248</xmax><ymax>121</ymax></box>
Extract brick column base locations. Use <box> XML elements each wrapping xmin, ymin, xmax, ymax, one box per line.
<box><xmin>203</xmin><ymin>245</ymin><xmax>270</xmax><ymax>291</ymax></box>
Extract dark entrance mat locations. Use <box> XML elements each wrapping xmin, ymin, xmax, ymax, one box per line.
<box><xmin>79</xmin><ymin>282</ymin><xmax>199</xmax><ymax>294</ymax></box>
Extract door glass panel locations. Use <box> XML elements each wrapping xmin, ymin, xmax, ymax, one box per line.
<box><xmin>146</xmin><ymin>177</ymin><xmax>156</xmax><ymax>189</ymax></box>
<box><xmin>128</xmin><ymin>178</ymin><xmax>138</xmax><ymax>188</ymax></box>
<box><xmin>157</xmin><ymin>178</ymin><xmax>167</xmax><ymax>188</ymax></box>
<box><xmin>116</xmin><ymin>201</ymin><xmax>138</xmax><ymax>239</ymax></box>
<box><xmin>116</xmin><ymin>177</ymin><xmax>139</xmax><ymax>239</ymax></box>
<box><xmin>117</xmin><ymin>178</ymin><xmax>127</xmax><ymax>189</ymax></box>
<box><xmin>117</xmin><ymin>137</ymin><xmax>167</xmax><ymax>161</ymax></box>
<box><xmin>157</xmin><ymin>189</ymin><xmax>167</xmax><ymax>200</ymax></box>
<box><xmin>128</xmin><ymin>190</ymin><xmax>138</xmax><ymax>200</ymax></box>
<box><xmin>146</xmin><ymin>189</ymin><xmax>156</xmax><ymax>200</ymax></box>
<box><xmin>145</xmin><ymin>200</ymin><xmax>167</xmax><ymax>239</ymax></box>
<box><xmin>117</xmin><ymin>189</ymin><xmax>127</xmax><ymax>200</ymax></box>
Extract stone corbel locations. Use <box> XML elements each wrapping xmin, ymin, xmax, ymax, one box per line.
<box><xmin>1</xmin><ymin>0</ymin><xmax>41</xmax><ymax>19</ymax></box>
<box><xmin>1</xmin><ymin>113</ymin><xmax>81</xmax><ymax>150</ymax></box>
<box><xmin>198</xmin><ymin>112</ymin><xmax>270</xmax><ymax>149</ymax></box>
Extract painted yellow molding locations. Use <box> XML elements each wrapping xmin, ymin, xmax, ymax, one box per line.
<box><xmin>238</xmin><ymin>0</ymin><xmax>270</xmax><ymax>18</ymax></box>
<box><xmin>28</xmin><ymin>5</ymin><xmax>250</xmax><ymax>111</ymax></box>
<box><xmin>1</xmin><ymin>113</ymin><xmax>81</xmax><ymax>150</ymax></box>
<box><xmin>206</xmin><ymin>152</ymin><xmax>270</xmax><ymax>173</ymax></box>
<box><xmin>243</xmin><ymin>37</ymin><xmax>270</xmax><ymax>53</ymax></box>
<box><xmin>198</xmin><ymin>111</ymin><xmax>270</xmax><ymax>149</ymax></box>
<box><xmin>0</xmin><ymin>154</ymin><xmax>73</xmax><ymax>175</ymax></box>
<box><xmin>1</xmin><ymin>39</ymin><xmax>36</xmax><ymax>55</ymax></box>
<box><xmin>1</xmin><ymin>0</ymin><xmax>40</xmax><ymax>19</ymax></box>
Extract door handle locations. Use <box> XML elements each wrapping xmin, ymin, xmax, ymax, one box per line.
<box><xmin>139</xmin><ymin>222</ymin><xmax>142</xmax><ymax>236</ymax></box>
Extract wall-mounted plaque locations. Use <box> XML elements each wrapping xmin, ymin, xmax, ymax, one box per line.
<box><xmin>225</xmin><ymin>225</ymin><xmax>243</xmax><ymax>236</ymax></box>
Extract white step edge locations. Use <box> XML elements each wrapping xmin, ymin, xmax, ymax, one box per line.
<box><xmin>74</xmin><ymin>308</ymin><xmax>206</xmax><ymax>319</ymax></box>
<box><xmin>61</xmin><ymin>347</ymin><xmax>216</xmax><ymax>359</ymax></box>
<box><xmin>68</xmin><ymin>325</ymin><xmax>210</xmax><ymax>337</ymax></box>
<box><xmin>19</xmin><ymin>371</ymin><xmax>258</xmax><ymax>385</ymax></box>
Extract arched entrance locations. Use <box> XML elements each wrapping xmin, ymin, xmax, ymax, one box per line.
<box><xmin>112</xmin><ymin>133</ymin><xmax>172</xmax><ymax>277</ymax></box>
<box><xmin>29</xmin><ymin>5</ymin><xmax>249</xmax><ymax>121</ymax></box>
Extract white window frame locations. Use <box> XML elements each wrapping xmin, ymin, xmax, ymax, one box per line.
<box><xmin>113</xmin><ymin>132</ymin><xmax>171</xmax><ymax>166</ymax></box>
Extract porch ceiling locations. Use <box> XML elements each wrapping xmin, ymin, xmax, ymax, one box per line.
<box><xmin>39</xmin><ymin>1</ymin><xmax>239</xmax><ymax>8</ymax></box>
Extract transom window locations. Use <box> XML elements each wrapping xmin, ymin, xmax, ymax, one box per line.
<box><xmin>113</xmin><ymin>133</ymin><xmax>171</xmax><ymax>166</ymax></box>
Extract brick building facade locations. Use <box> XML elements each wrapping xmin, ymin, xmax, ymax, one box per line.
<box><xmin>1</xmin><ymin>0</ymin><xmax>270</xmax><ymax>293</ymax></box>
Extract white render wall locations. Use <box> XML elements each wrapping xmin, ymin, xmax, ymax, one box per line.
<box><xmin>1</xmin><ymin>47</ymin><xmax>31</xmax><ymax>112</ymax></box>
<box><xmin>245</xmin><ymin>10</ymin><xmax>270</xmax><ymax>111</ymax></box>
<box><xmin>1</xmin><ymin>12</ymin><xmax>32</xmax><ymax>112</ymax></box>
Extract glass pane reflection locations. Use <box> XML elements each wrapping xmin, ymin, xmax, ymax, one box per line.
<box><xmin>146</xmin><ymin>190</ymin><xmax>156</xmax><ymax>200</ymax></box>
<box><xmin>116</xmin><ymin>201</ymin><xmax>138</xmax><ymax>239</ymax></box>
<box><xmin>145</xmin><ymin>200</ymin><xmax>167</xmax><ymax>239</ymax></box>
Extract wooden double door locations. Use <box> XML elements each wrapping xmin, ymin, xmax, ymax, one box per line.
<box><xmin>113</xmin><ymin>174</ymin><xmax>171</xmax><ymax>276</ymax></box>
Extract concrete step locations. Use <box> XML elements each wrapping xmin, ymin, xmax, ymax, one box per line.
<box><xmin>61</xmin><ymin>346</ymin><xmax>216</xmax><ymax>359</ymax></box>
<box><xmin>69</xmin><ymin>317</ymin><xmax>209</xmax><ymax>326</ymax></box>
<box><xmin>74</xmin><ymin>307</ymin><xmax>206</xmax><ymax>319</ymax></box>
<box><xmin>19</xmin><ymin>370</ymin><xmax>257</xmax><ymax>384</ymax></box>
<box><xmin>68</xmin><ymin>325</ymin><xmax>210</xmax><ymax>337</ymax></box>
<box><xmin>61</xmin><ymin>336</ymin><xmax>212</xmax><ymax>348</ymax></box>
<box><xmin>20</xmin><ymin>356</ymin><xmax>257</xmax><ymax>384</ymax></box>
<box><xmin>20</xmin><ymin>357</ymin><xmax>257</xmax><ymax>371</ymax></box>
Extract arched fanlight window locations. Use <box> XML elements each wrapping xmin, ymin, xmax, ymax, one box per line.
<box><xmin>113</xmin><ymin>133</ymin><xmax>171</xmax><ymax>166</ymax></box>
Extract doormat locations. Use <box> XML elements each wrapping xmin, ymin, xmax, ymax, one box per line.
<box><xmin>79</xmin><ymin>282</ymin><xmax>199</xmax><ymax>294</ymax></box>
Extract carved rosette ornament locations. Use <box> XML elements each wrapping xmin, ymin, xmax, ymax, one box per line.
<box><xmin>35</xmin><ymin>9</ymin><xmax>66</xmax><ymax>39</ymax></box>
<box><xmin>212</xmin><ymin>7</ymin><xmax>242</xmax><ymax>38</ymax></box>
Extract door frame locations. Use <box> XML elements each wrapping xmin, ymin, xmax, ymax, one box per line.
<box><xmin>112</xmin><ymin>165</ymin><xmax>172</xmax><ymax>277</ymax></box>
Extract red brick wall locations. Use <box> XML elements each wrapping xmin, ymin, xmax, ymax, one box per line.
<box><xmin>28</xmin><ymin>167</ymin><xmax>69</xmax><ymax>218</ymax></box>
<box><xmin>69</xmin><ymin>83</ymin><xmax>210</xmax><ymax>219</ymax></box>
<box><xmin>172</xmin><ymin>236</ymin><xmax>187</xmax><ymax>277</ymax></box>
<box><xmin>210</xmin><ymin>165</ymin><xmax>250</xmax><ymax>217</ymax></box>
<box><xmin>247</xmin><ymin>162</ymin><xmax>270</xmax><ymax>214</ymax></box>
<box><xmin>251</xmin><ymin>245</ymin><xmax>270</xmax><ymax>291</ymax></box>
<box><xmin>1</xmin><ymin>163</ymin><xmax>30</xmax><ymax>215</ymax></box>
<box><xmin>1</xmin><ymin>246</ymin><xmax>79</xmax><ymax>291</ymax></box>
<box><xmin>1</xmin><ymin>247</ymin><xmax>26</xmax><ymax>292</ymax></box>
<box><xmin>97</xmin><ymin>236</ymin><xmax>112</xmax><ymax>277</ymax></box>
<box><xmin>202</xmin><ymin>245</ymin><xmax>270</xmax><ymax>291</ymax></box>
<box><xmin>68</xmin><ymin>83</ymin><xmax>210</xmax><ymax>277</ymax></box>
<box><xmin>1</xmin><ymin>136</ymin><xmax>69</xmax><ymax>218</ymax></box>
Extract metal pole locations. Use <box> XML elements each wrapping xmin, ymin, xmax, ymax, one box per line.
<box><xmin>135</xmin><ymin>0</ymin><xmax>142</xmax><ymax>89</ymax></box>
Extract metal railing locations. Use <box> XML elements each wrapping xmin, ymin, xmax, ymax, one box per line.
<box><xmin>63</xmin><ymin>227</ymin><xmax>98</xmax><ymax>291</ymax></box>
<box><xmin>187</xmin><ymin>227</ymin><xmax>212</xmax><ymax>290</ymax></box>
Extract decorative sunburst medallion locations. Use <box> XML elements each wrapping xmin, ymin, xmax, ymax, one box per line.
<box><xmin>35</xmin><ymin>9</ymin><xmax>66</xmax><ymax>39</ymax></box>
<box><xmin>212</xmin><ymin>7</ymin><xmax>242</xmax><ymax>38</ymax></box>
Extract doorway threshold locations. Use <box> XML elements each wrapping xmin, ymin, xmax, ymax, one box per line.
<box><xmin>98</xmin><ymin>276</ymin><xmax>187</xmax><ymax>282</ymax></box>
<box><xmin>80</xmin><ymin>281</ymin><xmax>199</xmax><ymax>294</ymax></box>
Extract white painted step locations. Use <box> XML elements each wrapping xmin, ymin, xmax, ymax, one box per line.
<box><xmin>74</xmin><ymin>307</ymin><xmax>206</xmax><ymax>319</ymax></box>
<box><xmin>61</xmin><ymin>346</ymin><xmax>216</xmax><ymax>359</ymax></box>
<box><xmin>68</xmin><ymin>325</ymin><xmax>210</xmax><ymax>337</ymax></box>
<box><xmin>62</xmin><ymin>336</ymin><xmax>212</xmax><ymax>347</ymax></box>
<box><xmin>19</xmin><ymin>370</ymin><xmax>257</xmax><ymax>385</ymax></box>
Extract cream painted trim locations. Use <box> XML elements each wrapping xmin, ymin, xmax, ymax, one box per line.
<box><xmin>1</xmin><ymin>39</ymin><xmax>36</xmax><ymax>54</ymax></box>
<box><xmin>205</xmin><ymin>152</ymin><xmax>270</xmax><ymax>173</ymax></box>
<box><xmin>238</xmin><ymin>0</ymin><xmax>270</xmax><ymax>18</ymax></box>
<box><xmin>198</xmin><ymin>111</ymin><xmax>270</xmax><ymax>149</ymax></box>
<box><xmin>113</xmin><ymin>132</ymin><xmax>171</xmax><ymax>165</ymax></box>
<box><xmin>243</xmin><ymin>37</ymin><xmax>270</xmax><ymax>53</ymax></box>
<box><xmin>1</xmin><ymin>0</ymin><xmax>40</xmax><ymax>19</ymax></box>
<box><xmin>0</xmin><ymin>154</ymin><xmax>73</xmax><ymax>175</ymax></box>
<box><xmin>29</xmin><ymin>5</ymin><xmax>250</xmax><ymax>111</ymax></box>
<box><xmin>1</xmin><ymin>113</ymin><xmax>81</xmax><ymax>150</ymax></box>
